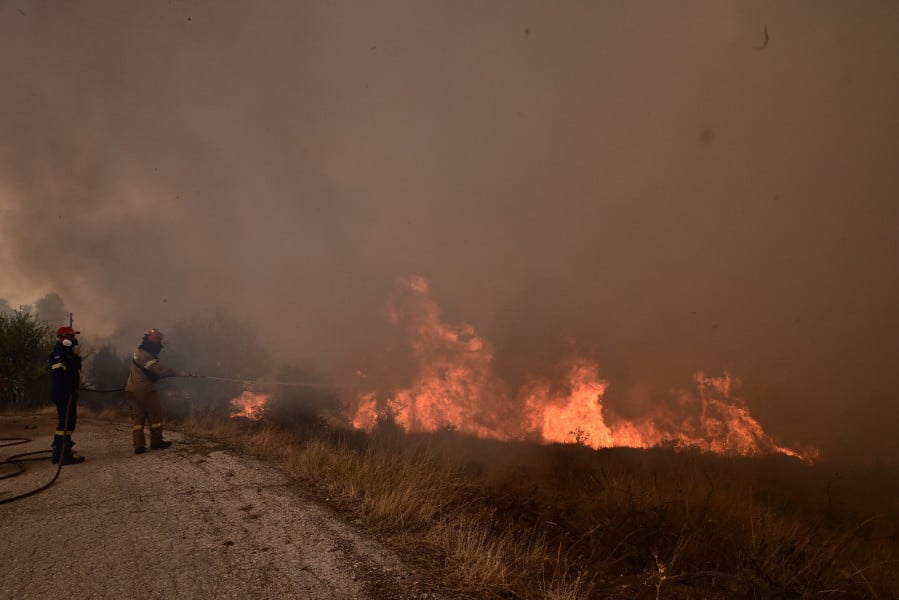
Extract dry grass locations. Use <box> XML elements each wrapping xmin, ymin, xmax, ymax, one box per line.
<box><xmin>172</xmin><ymin>408</ymin><xmax>899</xmax><ymax>599</ymax></box>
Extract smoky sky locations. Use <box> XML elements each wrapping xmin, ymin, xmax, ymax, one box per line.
<box><xmin>1</xmin><ymin>1</ymin><xmax>897</xmax><ymax>461</ymax></box>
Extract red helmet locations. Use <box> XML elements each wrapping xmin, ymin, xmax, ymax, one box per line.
<box><xmin>56</xmin><ymin>326</ymin><xmax>80</xmax><ymax>337</ymax></box>
<box><xmin>143</xmin><ymin>328</ymin><xmax>164</xmax><ymax>343</ymax></box>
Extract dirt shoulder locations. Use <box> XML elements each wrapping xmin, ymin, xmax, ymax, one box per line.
<box><xmin>0</xmin><ymin>414</ymin><xmax>452</xmax><ymax>600</ymax></box>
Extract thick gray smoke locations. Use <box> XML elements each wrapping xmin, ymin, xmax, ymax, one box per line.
<box><xmin>2</xmin><ymin>1</ymin><xmax>897</xmax><ymax>461</ymax></box>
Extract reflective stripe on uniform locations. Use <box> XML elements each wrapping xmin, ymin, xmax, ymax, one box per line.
<box><xmin>54</xmin><ymin>430</ymin><xmax>74</xmax><ymax>435</ymax></box>
<box><xmin>52</xmin><ymin>362</ymin><xmax>67</xmax><ymax>371</ymax></box>
<box><xmin>143</xmin><ymin>359</ymin><xmax>158</xmax><ymax>369</ymax></box>
<box><xmin>132</xmin><ymin>424</ymin><xmax>143</xmax><ymax>431</ymax></box>
<box><xmin>55</xmin><ymin>430</ymin><xmax>65</xmax><ymax>436</ymax></box>
<box><xmin>149</xmin><ymin>422</ymin><xmax>163</xmax><ymax>429</ymax></box>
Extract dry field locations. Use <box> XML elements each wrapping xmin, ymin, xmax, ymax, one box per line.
<box><xmin>170</xmin><ymin>404</ymin><xmax>899</xmax><ymax>600</ymax></box>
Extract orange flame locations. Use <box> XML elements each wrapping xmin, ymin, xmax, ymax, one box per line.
<box><xmin>522</xmin><ymin>358</ymin><xmax>654</xmax><ymax>449</ymax></box>
<box><xmin>353</xmin><ymin>275</ymin><xmax>513</xmax><ymax>439</ymax></box>
<box><xmin>351</xmin><ymin>276</ymin><xmax>817</xmax><ymax>462</ymax></box>
<box><xmin>229</xmin><ymin>391</ymin><xmax>271</xmax><ymax>420</ymax></box>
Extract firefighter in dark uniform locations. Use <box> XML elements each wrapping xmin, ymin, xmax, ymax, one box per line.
<box><xmin>49</xmin><ymin>326</ymin><xmax>86</xmax><ymax>465</ymax></box>
<box><xmin>125</xmin><ymin>328</ymin><xmax>192</xmax><ymax>454</ymax></box>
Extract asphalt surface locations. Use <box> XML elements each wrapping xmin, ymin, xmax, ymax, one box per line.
<box><xmin>0</xmin><ymin>414</ymin><xmax>446</xmax><ymax>600</ymax></box>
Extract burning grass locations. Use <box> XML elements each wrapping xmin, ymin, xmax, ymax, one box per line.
<box><xmin>179</xmin><ymin>408</ymin><xmax>899</xmax><ymax>599</ymax></box>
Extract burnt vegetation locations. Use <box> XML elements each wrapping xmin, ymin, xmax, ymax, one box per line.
<box><xmin>180</xmin><ymin>406</ymin><xmax>899</xmax><ymax>599</ymax></box>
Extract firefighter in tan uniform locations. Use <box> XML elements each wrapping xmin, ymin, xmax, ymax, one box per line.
<box><xmin>125</xmin><ymin>328</ymin><xmax>192</xmax><ymax>454</ymax></box>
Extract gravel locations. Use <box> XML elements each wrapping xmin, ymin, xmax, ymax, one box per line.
<box><xmin>0</xmin><ymin>415</ymin><xmax>456</xmax><ymax>600</ymax></box>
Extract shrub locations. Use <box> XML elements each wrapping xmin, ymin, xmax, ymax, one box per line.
<box><xmin>0</xmin><ymin>311</ymin><xmax>54</xmax><ymax>410</ymax></box>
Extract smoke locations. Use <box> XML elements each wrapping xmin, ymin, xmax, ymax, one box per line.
<box><xmin>1</xmin><ymin>1</ymin><xmax>897</xmax><ymax>461</ymax></box>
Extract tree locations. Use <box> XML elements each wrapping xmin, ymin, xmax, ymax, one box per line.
<box><xmin>158</xmin><ymin>308</ymin><xmax>271</xmax><ymax>419</ymax></box>
<box><xmin>81</xmin><ymin>343</ymin><xmax>130</xmax><ymax>410</ymax></box>
<box><xmin>0</xmin><ymin>311</ymin><xmax>54</xmax><ymax>409</ymax></box>
<box><xmin>0</xmin><ymin>299</ymin><xmax>13</xmax><ymax>316</ymax></box>
<box><xmin>85</xmin><ymin>343</ymin><xmax>130</xmax><ymax>390</ymax></box>
<box><xmin>34</xmin><ymin>293</ymin><xmax>68</xmax><ymax>329</ymax></box>
<box><xmin>165</xmin><ymin>307</ymin><xmax>269</xmax><ymax>379</ymax></box>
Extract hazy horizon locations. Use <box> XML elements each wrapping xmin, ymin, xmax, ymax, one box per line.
<box><xmin>2</xmin><ymin>1</ymin><xmax>897</xmax><ymax>462</ymax></box>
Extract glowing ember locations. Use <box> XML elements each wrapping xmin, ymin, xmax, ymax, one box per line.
<box><xmin>352</xmin><ymin>276</ymin><xmax>817</xmax><ymax>462</ymax></box>
<box><xmin>230</xmin><ymin>391</ymin><xmax>271</xmax><ymax>420</ymax></box>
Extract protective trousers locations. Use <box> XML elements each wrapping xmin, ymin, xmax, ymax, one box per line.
<box><xmin>127</xmin><ymin>390</ymin><xmax>164</xmax><ymax>449</ymax></box>
<box><xmin>52</xmin><ymin>393</ymin><xmax>77</xmax><ymax>449</ymax></box>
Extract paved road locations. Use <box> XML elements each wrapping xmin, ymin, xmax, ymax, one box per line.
<box><xmin>0</xmin><ymin>414</ymin><xmax>441</xmax><ymax>600</ymax></box>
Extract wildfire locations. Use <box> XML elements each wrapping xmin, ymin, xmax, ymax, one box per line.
<box><xmin>522</xmin><ymin>358</ymin><xmax>653</xmax><ymax>450</ymax></box>
<box><xmin>230</xmin><ymin>391</ymin><xmax>271</xmax><ymax>420</ymax></box>
<box><xmin>351</xmin><ymin>276</ymin><xmax>818</xmax><ymax>462</ymax></box>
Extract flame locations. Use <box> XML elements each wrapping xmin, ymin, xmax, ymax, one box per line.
<box><xmin>229</xmin><ymin>391</ymin><xmax>271</xmax><ymax>420</ymax></box>
<box><xmin>352</xmin><ymin>275</ymin><xmax>513</xmax><ymax>439</ymax></box>
<box><xmin>351</xmin><ymin>276</ymin><xmax>817</xmax><ymax>462</ymax></box>
<box><xmin>352</xmin><ymin>391</ymin><xmax>379</xmax><ymax>430</ymax></box>
<box><xmin>522</xmin><ymin>358</ymin><xmax>656</xmax><ymax>449</ymax></box>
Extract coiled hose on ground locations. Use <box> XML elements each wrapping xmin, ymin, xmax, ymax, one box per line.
<box><xmin>0</xmin><ymin>393</ymin><xmax>74</xmax><ymax>505</ymax></box>
<box><xmin>0</xmin><ymin>386</ymin><xmax>126</xmax><ymax>505</ymax></box>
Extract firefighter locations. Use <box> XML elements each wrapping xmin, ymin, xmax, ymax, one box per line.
<box><xmin>49</xmin><ymin>326</ymin><xmax>85</xmax><ymax>465</ymax></box>
<box><xmin>125</xmin><ymin>328</ymin><xmax>192</xmax><ymax>454</ymax></box>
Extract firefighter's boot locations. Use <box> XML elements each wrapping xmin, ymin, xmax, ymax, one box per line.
<box><xmin>148</xmin><ymin>421</ymin><xmax>166</xmax><ymax>448</ymax></box>
<box><xmin>52</xmin><ymin>446</ymin><xmax>85</xmax><ymax>465</ymax></box>
<box><xmin>132</xmin><ymin>423</ymin><xmax>147</xmax><ymax>454</ymax></box>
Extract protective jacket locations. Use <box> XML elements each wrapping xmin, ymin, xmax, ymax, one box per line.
<box><xmin>48</xmin><ymin>342</ymin><xmax>81</xmax><ymax>401</ymax></box>
<box><xmin>126</xmin><ymin>342</ymin><xmax>183</xmax><ymax>451</ymax></box>
<box><xmin>48</xmin><ymin>341</ymin><xmax>82</xmax><ymax>456</ymax></box>
<box><xmin>126</xmin><ymin>347</ymin><xmax>181</xmax><ymax>394</ymax></box>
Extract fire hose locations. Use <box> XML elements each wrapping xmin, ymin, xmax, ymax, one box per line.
<box><xmin>76</xmin><ymin>375</ymin><xmax>338</xmax><ymax>391</ymax></box>
<box><xmin>0</xmin><ymin>393</ymin><xmax>75</xmax><ymax>505</ymax></box>
<box><xmin>1</xmin><ymin>376</ymin><xmax>335</xmax><ymax>504</ymax></box>
<box><xmin>195</xmin><ymin>375</ymin><xmax>338</xmax><ymax>388</ymax></box>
